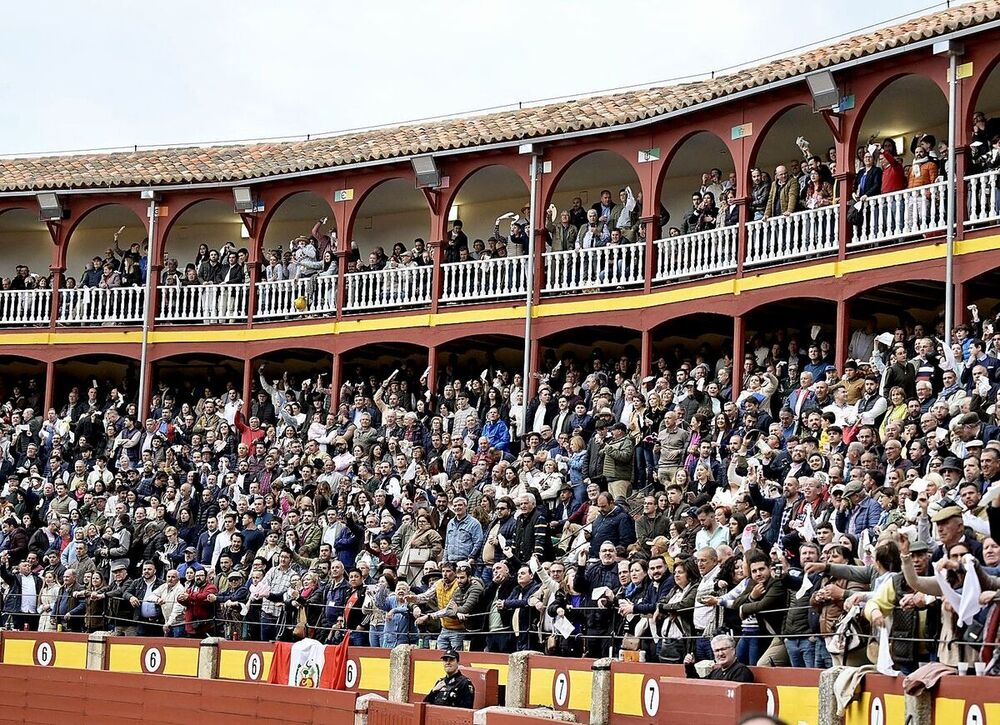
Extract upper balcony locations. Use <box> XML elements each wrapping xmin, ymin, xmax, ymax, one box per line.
<box><xmin>3</xmin><ymin>16</ymin><xmax>1000</xmax><ymax>338</ymax></box>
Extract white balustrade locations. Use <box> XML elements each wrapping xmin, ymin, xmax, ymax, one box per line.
<box><xmin>745</xmin><ymin>205</ymin><xmax>839</xmax><ymax>267</ymax></box>
<box><xmin>57</xmin><ymin>287</ymin><xmax>144</xmax><ymax>325</ymax></box>
<box><xmin>440</xmin><ymin>255</ymin><xmax>529</xmax><ymax>303</ymax></box>
<box><xmin>965</xmin><ymin>170</ymin><xmax>1000</xmax><ymax>226</ymax></box>
<box><xmin>344</xmin><ymin>265</ymin><xmax>433</xmax><ymax>312</ymax></box>
<box><xmin>256</xmin><ymin>277</ymin><xmax>338</xmax><ymax>320</ymax></box>
<box><xmin>849</xmin><ymin>180</ymin><xmax>947</xmax><ymax>247</ymax></box>
<box><xmin>158</xmin><ymin>284</ymin><xmax>249</xmax><ymax>324</ymax></box>
<box><xmin>0</xmin><ymin>289</ymin><xmax>52</xmax><ymax>326</ymax></box>
<box><xmin>654</xmin><ymin>225</ymin><xmax>737</xmax><ymax>282</ymax></box>
<box><xmin>542</xmin><ymin>242</ymin><xmax>644</xmax><ymax>294</ymax></box>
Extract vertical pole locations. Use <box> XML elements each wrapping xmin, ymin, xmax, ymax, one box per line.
<box><xmin>137</xmin><ymin>196</ymin><xmax>157</xmax><ymax>418</ymax></box>
<box><xmin>944</xmin><ymin>51</ymin><xmax>958</xmax><ymax>344</ymax></box>
<box><xmin>521</xmin><ymin>153</ymin><xmax>539</xmax><ymax>431</ymax></box>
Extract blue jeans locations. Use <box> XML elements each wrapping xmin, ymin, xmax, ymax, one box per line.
<box><xmin>349</xmin><ymin>631</ymin><xmax>367</xmax><ymax>646</ymax></box>
<box><xmin>813</xmin><ymin>638</ymin><xmax>832</xmax><ymax>669</ymax></box>
<box><xmin>166</xmin><ymin>625</ymin><xmax>186</xmax><ymax>638</ymax></box>
<box><xmin>571</xmin><ymin>481</ymin><xmax>587</xmax><ymax>508</ymax></box>
<box><xmin>785</xmin><ymin>637</ymin><xmax>816</xmax><ymax>668</ymax></box>
<box><xmin>694</xmin><ymin>635</ymin><xmax>714</xmax><ymax>662</ymax></box>
<box><xmin>260</xmin><ymin>613</ymin><xmax>279</xmax><ymax>642</ymax></box>
<box><xmin>735</xmin><ymin>627</ymin><xmax>761</xmax><ymax>665</ymax></box>
<box><xmin>437</xmin><ymin>630</ymin><xmax>465</xmax><ymax>652</ymax></box>
<box><xmin>368</xmin><ymin>624</ymin><xmax>384</xmax><ymax>648</ymax></box>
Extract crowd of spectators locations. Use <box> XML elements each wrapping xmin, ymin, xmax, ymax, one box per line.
<box><xmin>2</xmin><ymin>298</ymin><xmax>1000</xmax><ymax>677</ymax></box>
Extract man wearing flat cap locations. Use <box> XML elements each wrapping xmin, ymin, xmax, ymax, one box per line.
<box><xmin>423</xmin><ymin>649</ymin><xmax>474</xmax><ymax>708</ymax></box>
<box><xmin>929</xmin><ymin>499</ymin><xmax>983</xmax><ymax>564</ymax></box>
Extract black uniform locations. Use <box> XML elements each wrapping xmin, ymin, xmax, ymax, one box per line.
<box><xmin>423</xmin><ymin>671</ymin><xmax>475</xmax><ymax>708</ymax></box>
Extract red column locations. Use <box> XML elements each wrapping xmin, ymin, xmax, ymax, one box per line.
<box><xmin>732</xmin><ymin>315</ymin><xmax>746</xmax><ymax>398</ymax></box>
<box><xmin>47</xmin><ymin>265</ymin><xmax>64</xmax><ymax>330</ymax></box>
<box><xmin>836</xmin><ymin>170</ymin><xmax>853</xmax><ymax>261</ymax></box>
<box><xmin>241</xmin><ymin>358</ymin><xmax>253</xmax><ymax>416</ymax></box>
<box><xmin>954</xmin><ymin>281</ymin><xmax>967</xmax><ymax>330</ymax></box>
<box><xmin>641</xmin><ymin>215</ymin><xmax>656</xmax><ymax>294</ymax></box>
<box><xmin>640</xmin><ymin>329</ymin><xmax>652</xmax><ymax>379</ymax></box>
<box><xmin>139</xmin><ymin>360</ymin><xmax>154</xmax><ymax>419</ymax></box>
<box><xmin>43</xmin><ymin>361</ymin><xmax>55</xmax><ymax>414</ymax></box>
<box><xmin>954</xmin><ymin>146</ymin><xmax>969</xmax><ymax>241</ymax></box>
<box><xmin>426</xmin><ymin>345</ymin><xmax>438</xmax><ymax>397</ymax></box>
<box><xmin>429</xmin><ymin>240</ymin><xmax>444</xmax><ymax>314</ymax></box>
<box><xmin>330</xmin><ymin>354</ymin><xmax>343</xmax><ymax>411</ymax></box>
<box><xmin>835</xmin><ymin>299</ymin><xmax>850</xmax><ymax>371</ymax></box>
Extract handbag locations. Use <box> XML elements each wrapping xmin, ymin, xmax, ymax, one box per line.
<box><xmin>658</xmin><ymin>638</ymin><xmax>687</xmax><ymax>663</ymax></box>
<box><xmin>621</xmin><ymin>635</ymin><xmax>641</xmax><ymax>651</ymax></box>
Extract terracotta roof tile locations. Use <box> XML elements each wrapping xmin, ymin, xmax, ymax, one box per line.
<box><xmin>2</xmin><ymin>0</ymin><xmax>999</xmax><ymax>193</ymax></box>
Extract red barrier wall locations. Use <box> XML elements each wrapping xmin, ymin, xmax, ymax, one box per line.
<box><xmin>0</xmin><ymin>664</ymin><xmax>358</xmax><ymax>724</ymax></box>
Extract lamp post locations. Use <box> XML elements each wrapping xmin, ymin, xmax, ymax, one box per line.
<box><xmin>935</xmin><ymin>39</ymin><xmax>964</xmax><ymax>345</ymax></box>
<box><xmin>137</xmin><ymin>190</ymin><xmax>158</xmax><ymax>418</ymax></box>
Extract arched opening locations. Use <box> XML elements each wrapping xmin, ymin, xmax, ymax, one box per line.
<box><xmin>259</xmin><ymin>191</ymin><xmax>339</xmax><ymax>320</ymax></box>
<box><xmin>437</xmin><ymin>334</ymin><xmax>524</xmax><ymax>388</ymax></box>
<box><xmin>655</xmin><ymin>133</ymin><xmax>739</xmax><ymax>283</ymax></box>
<box><xmin>0</xmin><ymin>208</ymin><xmax>54</xmax><ymax>326</ymax></box>
<box><xmin>340</xmin><ymin>342</ymin><xmax>429</xmax><ymax>420</ymax></box>
<box><xmin>441</xmin><ymin>166</ymin><xmax>532</xmax><ymax>305</ymax></box>
<box><xmin>344</xmin><ymin>180</ymin><xmax>433</xmax><ymax>313</ymax></box>
<box><xmin>966</xmin><ymin>268</ymin><xmax>1000</xmax><ymax>329</ymax></box>
<box><xmin>61</xmin><ymin>204</ymin><xmax>147</xmax><ymax>326</ymax></box>
<box><xmin>160</xmin><ymin>200</ymin><xmax>250</xmax><ymax>324</ymax></box>
<box><xmin>540</xmin><ymin>325</ymin><xmax>641</xmax><ymax>385</ymax></box>
<box><xmin>650</xmin><ymin>313</ymin><xmax>734</xmax><ymax>383</ymax></box>
<box><xmin>965</xmin><ymin>63</ymin><xmax>1000</xmax><ymax>227</ymax></box>
<box><xmin>0</xmin><ymin>356</ymin><xmax>47</xmax><ymax>411</ymax></box>
<box><xmin>848</xmin><ymin>281</ymin><xmax>946</xmax><ymax>359</ymax></box>
<box><xmin>747</xmin><ymin>105</ymin><xmax>837</xmax><ymax>266</ymax></box>
<box><xmin>543</xmin><ymin>151</ymin><xmax>644</xmax><ymax>295</ymax></box>
<box><xmin>659</xmin><ymin>133</ymin><xmax>737</xmax><ymax>236</ymax></box>
<box><xmin>851</xmin><ymin>75</ymin><xmax>949</xmax><ymax>248</ymax></box>
<box><xmin>52</xmin><ymin>354</ymin><xmax>139</xmax><ymax>415</ymax></box>
<box><xmin>744</xmin><ymin>298</ymin><xmax>838</xmax><ymax>417</ymax></box>
<box><xmin>252</xmin><ymin>349</ymin><xmax>333</xmax><ymax>428</ymax></box>
<box><xmin>153</xmin><ymin>353</ymin><xmax>245</xmax><ymax>424</ymax></box>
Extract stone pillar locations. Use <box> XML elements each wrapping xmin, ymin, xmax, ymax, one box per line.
<box><xmin>589</xmin><ymin>657</ymin><xmax>613</xmax><ymax>725</ymax></box>
<box><xmin>818</xmin><ymin>666</ymin><xmax>846</xmax><ymax>725</ymax></box>
<box><xmin>904</xmin><ymin>691</ymin><xmax>933</xmax><ymax>725</ymax></box>
<box><xmin>503</xmin><ymin>651</ymin><xmax>532</xmax><ymax>709</ymax></box>
<box><xmin>86</xmin><ymin>631</ymin><xmax>110</xmax><ymax>670</ymax></box>
<box><xmin>198</xmin><ymin>636</ymin><xmax>220</xmax><ymax>679</ymax></box>
<box><xmin>388</xmin><ymin>644</ymin><xmax>416</xmax><ymax>702</ymax></box>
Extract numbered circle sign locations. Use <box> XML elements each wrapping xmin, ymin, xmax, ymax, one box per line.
<box><xmin>33</xmin><ymin>641</ymin><xmax>54</xmax><ymax>667</ymax></box>
<box><xmin>870</xmin><ymin>696</ymin><xmax>884</xmax><ymax>725</ymax></box>
<box><xmin>345</xmin><ymin>659</ymin><xmax>359</xmax><ymax>689</ymax></box>
<box><xmin>967</xmin><ymin>704</ymin><xmax>984</xmax><ymax>725</ymax></box>
<box><xmin>245</xmin><ymin>652</ymin><xmax>264</xmax><ymax>681</ymax></box>
<box><xmin>142</xmin><ymin>646</ymin><xmax>165</xmax><ymax>674</ymax></box>
<box><xmin>766</xmin><ymin>688</ymin><xmax>776</xmax><ymax>716</ymax></box>
<box><xmin>643</xmin><ymin>678</ymin><xmax>660</xmax><ymax>717</ymax></box>
<box><xmin>553</xmin><ymin>672</ymin><xmax>569</xmax><ymax>707</ymax></box>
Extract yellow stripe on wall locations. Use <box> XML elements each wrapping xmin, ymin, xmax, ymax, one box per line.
<box><xmin>935</xmin><ymin>697</ymin><xmax>966</xmax><ymax>725</ymax></box>
<box><xmin>217</xmin><ymin>649</ymin><xmax>247</xmax><ymax>680</ymax></box>
<box><xmin>412</xmin><ymin>660</ymin><xmax>442</xmax><ymax>695</ymax></box>
<box><xmin>528</xmin><ymin>667</ymin><xmax>555</xmax><ymax>707</ymax></box>
<box><xmin>467</xmin><ymin>661</ymin><xmax>509</xmax><ymax>686</ymax></box>
<box><xmin>358</xmin><ymin>655</ymin><xmax>390</xmax><ymax>691</ymax></box>
<box><xmin>611</xmin><ymin>672</ymin><xmax>644</xmax><ymax>716</ymax></box>
<box><xmin>1</xmin><ymin>639</ymin><xmax>36</xmax><ymax>666</ymax></box>
<box><xmin>162</xmin><ymin>646</ymin><xmax>198</xmax><ymax>677</ymax></box>
<box><xmin>776</xmin><ymin>685</ymin><xmax>819</xmax><ymax>725</ymax></box>
<box><xmin>567</xmin><ymin>669</ymin><xmax>593</xmax><ymax>713</ymax></box>
<box><xmin>106</xmin><ymin>643</ymin><xmax>145</xmax><ymax>673</ymax></box>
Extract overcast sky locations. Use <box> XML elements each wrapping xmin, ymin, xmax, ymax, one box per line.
<box><xmin>0</xmin><ymin>0</ymin><xmax>945</xmax><ymax>156</ymax></box>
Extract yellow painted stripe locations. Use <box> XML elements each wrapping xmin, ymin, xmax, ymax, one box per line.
<box><xmin>528</xmin><ymin>667</ymin><xmax>556</xmax><ymax>708</ymax></box>
<box><xmin>884</xmin><ymin>693</ymin><xmax>906</xmax><ymax>725</ymax></box>
<box><xmin>162</xmin><ymin>645</ymin><xmax>198</xmax><ymax>677</ymax></box>
<box><xmin>985</xmin><ymin>703</ymin><xmax>1000</xmax><ymax>722</ymax></box>
<box><xmin>7</xmin><ymin>234</ymin><xmax>1000</xmax><ymax>347</ymax></box>
<box><xmin>1</xmin><ymin>639</ymin><xmax>36</xmax><ymax>665</ymax></box>
<box><xmin>844</xmin><ymin>691</ymin><xmax>870</xmax><ymax>725</ymax></box>
<box><xmin>567</xmin><ymin>669</ymin><xmax>593</xmax><ymax>712</ymax></box>
<box><xmin>776</xmin><ymin>685</ymin><xmax>819</xmax><ymax>725</ymax></box>
<box><xmin>107</xmin><ymin>642</ymin><xmax>145</xmax><ymax>673</ymax></box>
<box><xmin>935</xmin><ymin>697</ymin><xmax>966</xmax><ymax>725</ymax></box>
<box><xmin>611</xmin><ymin>672</ymin><xmax>644</xmax><ymax>716</ymax></box>
<box><xmin>357</xmin><ymin>655</ymin><xmax>390</xmax><ymax>691</ymax></box>
<box><xmin>412</xmin><ymin>659</ymin><xmax>441</xmax><ymax>695</ymax></box>
<box><xmin>217</xmin><ymin>649</ymin><xmax>248</xmax><ymax>680</ymax></box>
<box><xmin>53</xmin><ymin>641</ymin><xmax>87</xmax><ymax>669</ymax></box>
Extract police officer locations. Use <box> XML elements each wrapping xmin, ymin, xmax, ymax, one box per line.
<box><xmin>423</xmin><ymin>649</ymin><xmax>475</xmax><ymax>708</ymax></box>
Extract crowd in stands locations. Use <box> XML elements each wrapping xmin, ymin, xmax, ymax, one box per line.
<box><xmin>1</xmin><ymin>295</ymin><xmax>1000</xmax><ymax>677</ymax></box>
